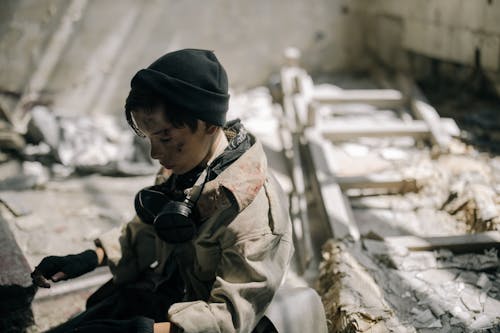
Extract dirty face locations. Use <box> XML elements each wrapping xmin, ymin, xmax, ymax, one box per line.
<box><xmin>132</xmin><ymin>106</ymin><xmax>217</xmax><ymax>175</ymax></box>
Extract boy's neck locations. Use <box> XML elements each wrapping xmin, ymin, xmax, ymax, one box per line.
<box><xmin>205</xmin><ymin>128</ymin><xmax>228</xmax><ymax>166</ymax></box>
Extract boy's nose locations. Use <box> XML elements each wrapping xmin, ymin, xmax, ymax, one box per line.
<box><xmin>150</xmin><ymin>142</ymin><xmax>161</xmax><ymax>160</ymax></box>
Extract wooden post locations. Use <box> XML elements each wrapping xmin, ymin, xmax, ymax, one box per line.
<box><xmin>305</xmin><ymin>129</ymin><xmax>360</xmax><ymax>241</ymax></box>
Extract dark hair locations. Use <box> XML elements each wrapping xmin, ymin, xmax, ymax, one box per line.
<box><xmin>125</xmin><ymin>88</ymin><xmax>198</xmax><ymax>137</ymax></box>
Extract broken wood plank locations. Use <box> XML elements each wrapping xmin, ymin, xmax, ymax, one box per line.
<box><xmin>441</xmin><ymin>117</ymin><xmax>460</xmax><ymax>137</ymax></box>
<box><xmin>384</xmin><ymin>231</ymin><xmax>500</xmax><ymax>253</ymax></box>
<box><xmin>336</xmin><ymin>174</ymin><xmax>418</xmax><ymax>193</ymax></box>
<box><xmin>305</xmin><ymin>129</ymin><xmax>360</xmax><ymax>241</ymax></box>
<box><xmin>320</xmin><ymin>121</ymin><xmax>430</xmax><ymax>141</ymax></box>
<box><xmin>318</xmin><ymin>240</ymin><xmax>413</xmax><ymax>333</ymax></box>
<box><xmin>313</xmin><ymin>89</ymin><xmax>404</xmax><ymax>108</ymax></box>
<box><xmin>412</xmin><ymin>100</ymin><xmax>451</xmax><ymax>153</ymax></box>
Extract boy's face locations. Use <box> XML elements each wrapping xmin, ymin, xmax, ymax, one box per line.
<box><xmin>132</xmin><ymin>106</ymin><xmax>217</xmax><ymax>175</ymax></box>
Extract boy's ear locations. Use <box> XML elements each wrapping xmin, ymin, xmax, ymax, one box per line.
<box><xmin>205</xmin><ymin>123</ymin><xmax>218</xmax><ymax>135</ymax></box>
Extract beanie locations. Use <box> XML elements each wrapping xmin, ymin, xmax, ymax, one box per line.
<box><xmin>126</xmin><ymin>49</ymin><xmax>230</xmax><ymax>126</ymax></box>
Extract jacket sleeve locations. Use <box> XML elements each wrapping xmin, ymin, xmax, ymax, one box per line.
<box><xmin>168</xmin><ymin>182</ymin><xmax>294</xmax><ymax>333</ymax></box>
<box><xmin>96</xmin><ymin>215</ymin><xmax>157</xmax><ymax>285</ymax></box>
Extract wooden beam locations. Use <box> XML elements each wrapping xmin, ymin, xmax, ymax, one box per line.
<box><xmin>313</xmin><ymin>89</ymin><xmax>404</xmax><ymax>108</ymax></box>
<box><xmin>375</xmin><ymin>71</ymin><xmax>456</xmax><ymax>153</ymax></box>
<box><xmin>305</xmin><ymin>129</ymin><xmax>359</xmax><ymax>241</ymax></box>
<box><xmin>320</xmin><ymin>121</ymin><xmax>430</xmax><ymax>141</ymax></box>
<box><xmin>288</xmin><ymin>132</ymin><xmax>314</xmax><ymax>274</ymax></box>
<box><xmin>336</xmin><ymin>174</ymin><xmax>418</xmax><ymax>193</ymax></box>
<box><xmin>384</xmin><ymin>231</ymin><xmax>500</xmax><ymax>253</ymax></box>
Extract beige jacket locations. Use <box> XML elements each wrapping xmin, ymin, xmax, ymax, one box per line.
<box><xmin>97</xmin><ymin>135</ymin><xmax>294</xmax><ymax>333</ymax></box>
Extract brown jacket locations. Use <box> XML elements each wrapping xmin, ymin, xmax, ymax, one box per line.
<box><xmin>97</xmin><ymin>134</ymin><xmax>294</xmax><ymax>333</ymax></box>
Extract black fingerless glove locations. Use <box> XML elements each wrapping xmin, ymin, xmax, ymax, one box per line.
<box><xmin>31</xmin><ymin>249</ymin><xmax>98</xmax><ymax>281</ymax></box>
<box><xmin>72</xmin><ymin>316</ymin><xmax>154</xmax><ymax>333</ymax></box>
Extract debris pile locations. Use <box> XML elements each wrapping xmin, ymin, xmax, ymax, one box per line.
<box><xmin>318</xmin><ymin>241</ymin><xmax>413</xmax><ymax>333</ymax></box>
<box><xmin>0</xmin><ymin>104</ymin><xmax>157</xmax><ymax>191</ymax></box>
<box><xmin>319</xmin><ymin>237</ymin><xmax>500</xmax><ymax>332</ymax></box>
<box><xmin>277</xmin><ymin>49</ymin><xmax>500</xmax><ymax>332</ymax></box>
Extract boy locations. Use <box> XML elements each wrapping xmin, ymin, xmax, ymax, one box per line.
<box><xmin>32</xmin><ymin>49</ymin><xmax>293</xmax><ymax>333</ymax></box>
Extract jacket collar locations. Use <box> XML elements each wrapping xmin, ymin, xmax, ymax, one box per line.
<box><xmin>196</xmin><ymin>133</ymin><xmax>267</xmax><ymax>220</ymax></box>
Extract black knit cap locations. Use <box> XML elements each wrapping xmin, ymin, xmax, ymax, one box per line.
<box><xmin>126</xmin><ymin>49</ymin><xmax>230</xmax><ymax>126</ymax></box>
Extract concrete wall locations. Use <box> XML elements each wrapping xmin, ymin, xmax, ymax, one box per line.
<box><xmin>0</xmin><ymin>0</ymin><xmax>69</xmax><ymax>93</ymax></box>
<box><xmin>0</xmin><ymin>0</ymin><xmax>368</xmax><ymax>116</ymax></box>
<box><xmin>349</xmin><ymin>0</ymin><xmax>500</xmax><ymax>91</ymax></box>
<box><xmin>3</xmin><ymin>0</ymin><xmax>497</xmax><ymax>118</ymax></box>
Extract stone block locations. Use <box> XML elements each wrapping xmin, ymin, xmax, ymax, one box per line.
<box><xmin>0</xmin><ymin>214</ymin><xmax>35</xmax><ymax>333</ymax></box>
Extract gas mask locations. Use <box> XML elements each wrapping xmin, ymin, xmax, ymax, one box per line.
<box><xmin>134</xmin><ymin>168</ymin><xmax>209</xmax><ymax>243</ymax></box>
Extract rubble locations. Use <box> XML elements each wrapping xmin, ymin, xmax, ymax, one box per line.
<box><xmin>27</xmin><ymin>106</ymin><xmax>60</xmax><ymax>149</ymax></box>
<box><xmin>0</xmin><ymin>212</ymin><xmax>35</xmax><ymax>333</ymax></box>
<box><xmin>278</xmin><ymin>58</ymin><xmax>500</xmax><ymax>332</ymax></box>
<box><xmin>0</xmin><ymin>104</ymin><xmax>158</xmax><ymax>180</ymax></box>
<box><xmin>318</xmin><ymin>241</ymin><xmax>414</xmax><ymax>333</ymax></box>
<box><xmin>0</xmin><ymin>51</ymin><xmax>497</xmax><ymax>331</ymax></box>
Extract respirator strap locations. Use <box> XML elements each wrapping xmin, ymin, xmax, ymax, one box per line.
<box><xmin>183</xmin><ymin>166</ymin><xmax>210</xmax><ymax>208</ymax></box>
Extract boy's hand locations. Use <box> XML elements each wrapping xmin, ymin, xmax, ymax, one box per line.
<box><xmin>31</xmin><ymin>249</ymin><xmax>98</xmax><ymax>288</ymax></box>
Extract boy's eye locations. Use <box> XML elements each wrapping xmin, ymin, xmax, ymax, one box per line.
<box><xmin>160</xmin><ymin>137</ymin><xmax>171</xmax><ymax>143</ymax></box>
